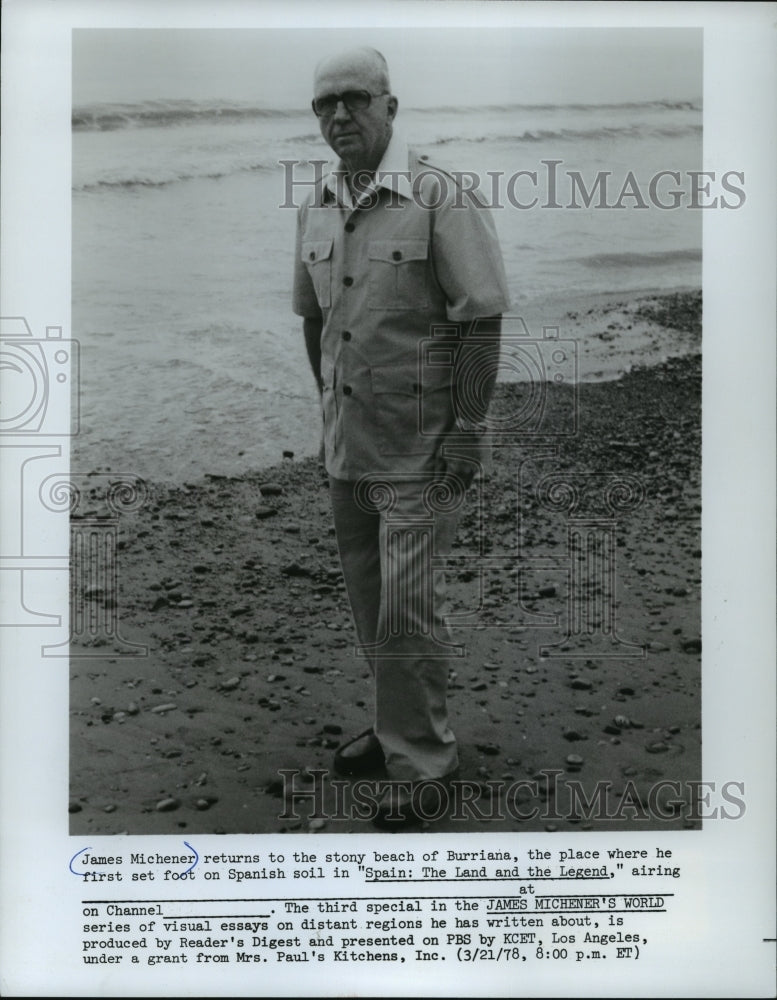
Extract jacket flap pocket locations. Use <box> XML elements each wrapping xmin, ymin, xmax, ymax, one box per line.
<box><xmin>302</xmin><ymin>238</ymin><xmax>334</xmax><ymax>263</ymax></box>
<box><xmin>370</xmin><ymin>364</ymin><xmax>453</xmax><ymax>397</ymax></box>
<box><xmin>368</xmin><ymin>239</ymin><xmax>428</xmax><ymax>264</ymax></box>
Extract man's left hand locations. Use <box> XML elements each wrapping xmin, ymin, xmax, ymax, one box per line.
<box><xmin>435</xmin><ymin>427</ymin><xmax>491</xmax><ymax>491</ymax></box>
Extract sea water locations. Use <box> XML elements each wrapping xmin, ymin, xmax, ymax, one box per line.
<box><xmin>72</xmin><ymin>99</ymin><xmax>701</xmax><ymax>480</ymax></box>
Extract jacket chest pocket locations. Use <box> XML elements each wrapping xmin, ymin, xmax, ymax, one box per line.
<box><xmin>368</xmin><ymin>239</ymin><xmax>430</xmax><ymax>311</ymax></box>
<box><xmin>302</xmin><ymin>238</ymin><xmax>334</xmax><ymax>309</ymax></box>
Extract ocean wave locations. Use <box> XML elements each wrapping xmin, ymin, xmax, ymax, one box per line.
<box><xmin>414</xmin><ymin>98</ymin><xmax>701</xmax><ymax>114</ymax></box>
<box><xmin>430</xmin><ymin>123</ymin><xmax>701</xmax><ymax>146</ymax></box>
<box><xmin>73</xmin><ymin>159</ymin><xmax>278</xmax><ymax>192</ymax></box>
<box><xmin>72</xmin><ymin>99</ymin><xmax>308</xmax><ymax>131</ymax></box>
<box><xmin>579</xmin><ymin>248</ymin><xmax>702</xmax><ymax>269</ymax></box>
<box><xmin>72</xmin><ymin>97</ymin><xmax>702</xmax><ymax>132</ymax></box>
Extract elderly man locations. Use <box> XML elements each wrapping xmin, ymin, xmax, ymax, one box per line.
<box><xmin>292</xmin><ymin>47</ymin><xmax>510</xmax><ymax>825</ymax></box>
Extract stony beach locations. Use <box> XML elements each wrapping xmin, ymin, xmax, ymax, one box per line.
<box><xmin>69</xmin><ymin>291</ymin><xmax>702</xmax><ymax>836</ymax></box>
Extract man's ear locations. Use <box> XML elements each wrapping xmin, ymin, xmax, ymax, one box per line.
<box><xmin>387</xmin><ymin>95</ymin><xmax>399</xmax><ymax>121</ymax></box>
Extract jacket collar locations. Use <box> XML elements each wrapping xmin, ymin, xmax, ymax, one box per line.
<box><xmin>323</xmin><ymin>130</ymin><xmax>414</xmax><ymax>207</ymax></box>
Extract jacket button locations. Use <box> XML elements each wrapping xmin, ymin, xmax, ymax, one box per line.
<box><xmin>392</xmin><ymin>250</ymin><xmax>402</xmax><ymax>261</ymax></box>
<box><xmin>342</xmin><ymin>330</ymin><xmax>352</xmax><ymax>341</ymax></box>
<box><xmin>309</xmin><ymin>251</ymin><xmax>316</xmax><ymax>260</ymax></box>
<box><xmin>343</xmin><ymin>276</ymin><xmax>353</xmax><ymax>286</ymax></box>
<box><xmin>342</xmin><ymin>385</ymin><xmax>352</xmax><ymax>396</ymax></box>
<box><xmin>344</xmin><ymin>222</ymin><xmax>355</xmax><ymax>233</ymax></box>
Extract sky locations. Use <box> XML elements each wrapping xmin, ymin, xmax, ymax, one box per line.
<box><xmin>72</xmin><ymin>27</ymin><xmax>702</xmax><ymax>109</ymax></box>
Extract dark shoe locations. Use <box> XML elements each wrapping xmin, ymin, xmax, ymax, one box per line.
<box><xmin>372</xmin><ymin>770</ymin><xmax>459</xmax><ymax>830</ymax></box>
<box><xmin>333</xmin><ymin>728</ymin><xmax>385</xmax><ymax>777</ymax></box>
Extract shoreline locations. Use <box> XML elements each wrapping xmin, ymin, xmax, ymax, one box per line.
<box><xmin>71</xmin><ymin>287</ymin><xmax>701</xmax><ymax>486</ymax></box>
<box><xmin>502</xmin><ymin>286</ymin><xmax>701</xmax><ymax>385</ymax></box>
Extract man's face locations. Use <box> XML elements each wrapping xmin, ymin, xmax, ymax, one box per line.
<box><xmin>313</xmin><ymin>58</ymin><xmax>397</xmax><ymax>172</ymax></box>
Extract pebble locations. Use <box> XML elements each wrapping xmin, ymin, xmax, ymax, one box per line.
<box><xmin>563</xmin><ymin>729</ymin><xmax>584</xmax><ymax>741</ymax></box>
<box><xmin>309</xmin><ymin>818</ymin><xmax>327</xmax><ymax>832</ymax></box>
<box><xmin>646</xmin><ymin>742</ymin><xmax>669</xmax><ymax>754</ymax></box>
<box><xmin>220</xmin><ymin>677</ymin><xmax>240</xmax><ymax>691</ymax></box>
<box><xmin>282</xmin><ymin>562</ymin><xmax>312</xmax><ymax>577</ymax></box>
<box><xmin>471</xmin><ymin>681</ymin><xmax>488</xmax><ymax>691</ymax></box>
<box><xmin>566</xmin><ymin>754</ymin><xmax>584</xmax><ymax>767</ymax></box>
<box><xmin>103</xmin><ymin>804</ymin><xmax>117</xmax><ymax>813</ymax></box>
<box><xmin>648</xmin><ymin>641</ymin><xmax>670</xmax><ymax>652</ymax></box>
<box><xmin>618</xmin><ymin>685</ymin><xmax>636</xmax><ymax>696</ymax></box>
<box><xmin>156</xmin><ymin>797</ymin><xmax>180</xmax><ymax>812</ymax></box>
<box><xmin>68</xmin><ymin>802</ymin><xmax>82</xmax><ymax>813</ymax></box>
<box><xmin>570</xmin><ymin>678</ymin><xmax>592</xmax><ymax>691</ymax></box>
<box><xmin>150</xmin><ymin>596</ymin><xmax>169</xmax><ymax>612</ymax></box>
<box><xmin>681</xmin><ymin>638</ymin><xmax>701</xmax><ymax>654</ymax></box>
<box><xmin>255</xmin><ymin>506</ymin><xmax>278</xmax><ymax>520</ymax></box>
<box><xmin>323</xmin><ymin>723</ymin><xmax>343</xmax><ymax>735</ymax></box>
<box><xmin>150</xmin><ymin>703</ymin><xmax>177</xmax><ymax>714</ymax></box>
<box><xmin>260</xmin><ymin>483</ymin><xmax>284</xmax><ymax>496</ymax></box>
<box><xmin>476</xmin><ymin>743</ymin><xmax>500</xmax><ymax>756</ymax></box>
<box><xmin>614</xmin><ymin>715</ymin><xmax>631</xmax><ymax>729</ymax></box>
<box><xmin>265</xmin><ymin>778</ymin><xmax>284</xmax><ymax>797</ymax></box>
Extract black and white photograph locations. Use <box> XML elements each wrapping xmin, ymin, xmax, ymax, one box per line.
<box><xmin>1</xmin><ymin>2</ymin><xmax>775</xmax><ymax>997</ymax></box>
<box><xmin>65</xmin><ymin>25</ymin><xmax>707</xmax><ymax>835</ymax></box>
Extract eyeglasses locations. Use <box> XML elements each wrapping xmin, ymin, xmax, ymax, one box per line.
<box><xmin>311</xmin><ymin>90</ymin><xmax>388</xmax><ymax>118</ymax></box>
